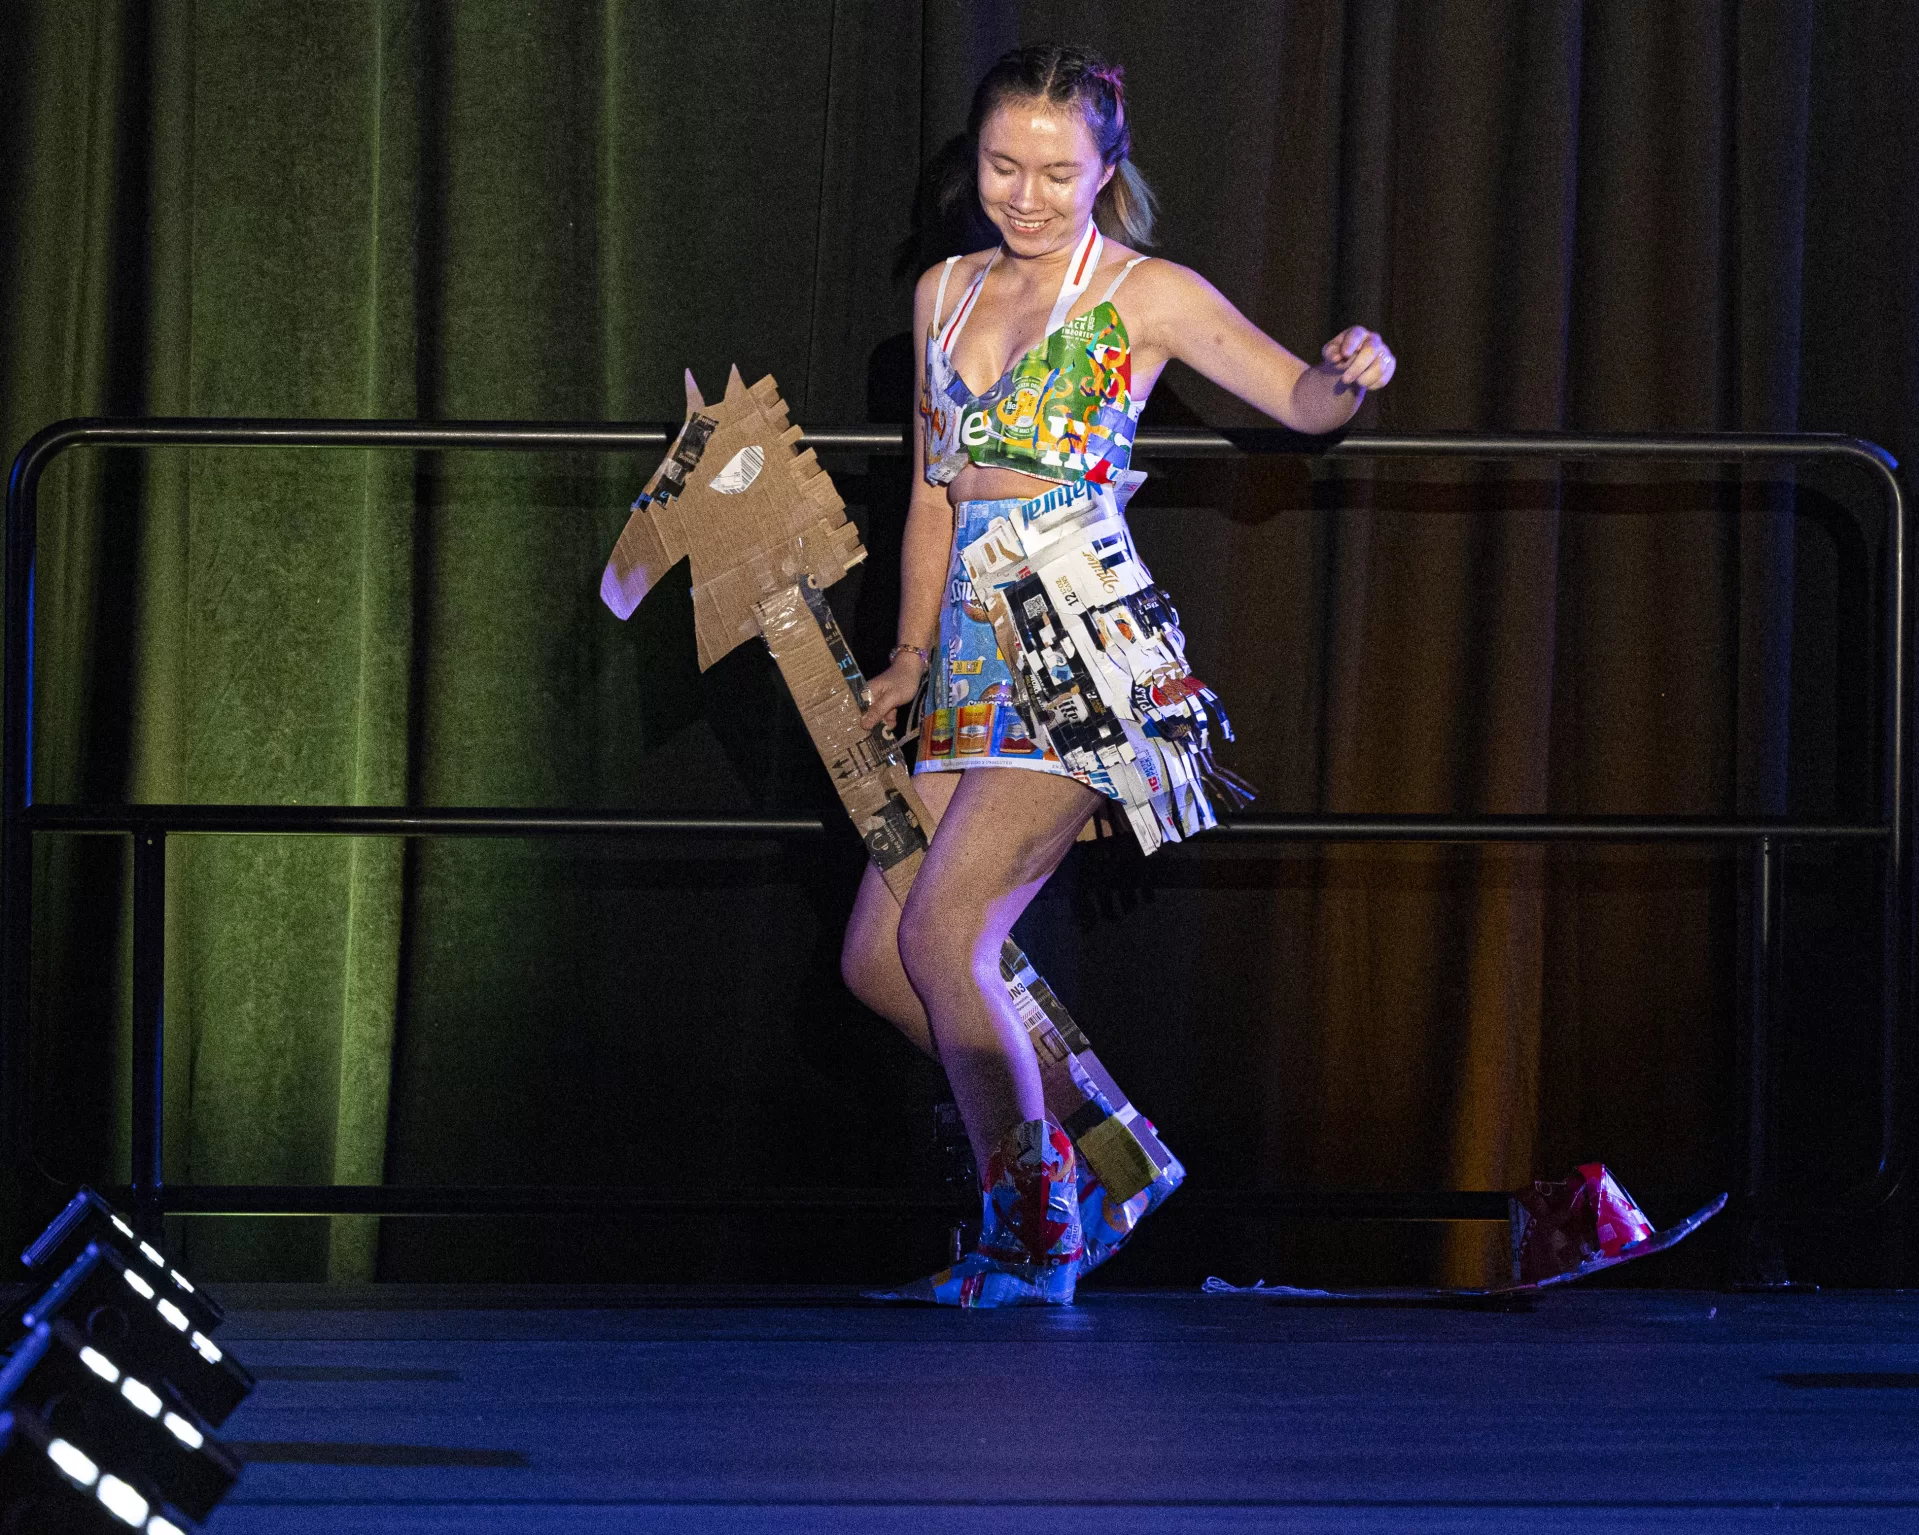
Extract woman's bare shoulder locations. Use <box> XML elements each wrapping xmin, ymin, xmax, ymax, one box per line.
<box><xmin>1107</xmin><ymin>257</ymin><xmax>1239</xmax><ymax>347</ymax></box>
<box><xmin>1115</xmin><ymin>256</ymin><xmax>1219</xmax><ymax>305</ymax></box>
<box><xmin>915</xmin><ymin>249</ymin><xmax>994</xmax><ymax>327</ymax></box>
<box><xmin>918</xmin><ymin>249</ymin><xmax>996</xmax><ymax>292</ymax></box>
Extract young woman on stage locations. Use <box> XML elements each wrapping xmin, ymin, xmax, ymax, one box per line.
<box><xmin>843</xmin><ymin>43</ymin><xmax>1396</xmax><ymax>1306</ymax></box>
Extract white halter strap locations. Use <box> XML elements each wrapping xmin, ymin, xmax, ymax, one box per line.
<box><xmin>937</xmin><ymin>249</ymin><xmax>998</xmax><ymax>356</ymax></box>
<box><xmin>1043</xmin><ymin>223</ymin><xmax>1104</xmax><ymax>335</ymax></box>
<box><xmin>1099</xmin><ymin>255</ymin><xmax>1148</xmax><ymax>303</ymax></box>
<box><xmin>936</xmin><ymin>222</ymin><xmax>1105</xmax><ymax>360</ymax></box>
<box><xmin>931</xmin><ymin>255</ymin><xmax>962</xmax><ymax>329</ymax></box>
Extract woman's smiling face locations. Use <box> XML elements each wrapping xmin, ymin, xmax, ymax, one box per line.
<box><xmin>976</xmin><ymin>98</ymin><xmax>1114</xmax><ymax>257</ymax></box>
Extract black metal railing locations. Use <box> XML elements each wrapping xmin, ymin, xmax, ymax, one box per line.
<box><xmin>4</xmin><ymin>420</ymin><xmax>1907</xmax><ymax>1244</ymax></box>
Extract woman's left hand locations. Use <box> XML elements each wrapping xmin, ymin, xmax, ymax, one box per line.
<box><xmin>859</xmin><ymin>654</ymin><xmax>926</xmax><ymax>733</ymax></box>
<box><xmin>1322</xmin><ymin>327</ymin><xmax>1396</xmax><ymax>392</ymax></box>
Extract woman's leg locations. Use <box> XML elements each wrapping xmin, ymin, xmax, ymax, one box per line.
<box><xmin>847</xmin><ymin>766</ymin><xmax>1174</xmax><ymax>1298</ymax></box>
<box><xmin>839</xmin><ymin>772</ymin><xmax>958</xmax><ymax>1058</ymax></box>
<box><xmin>895</xmin><ymin>766</ymin><xmax>1101</xmax><ymax>1170</ymax></box>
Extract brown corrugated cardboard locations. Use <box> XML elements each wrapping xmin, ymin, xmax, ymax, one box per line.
<box><xmin>755</xmin><ymin>581</ymin><xmax>931</xmax><ymax>897</ymax></box>
<box><xmin>602</xmin><ymin>366</ymin><xmax>863</xmax><ymax>670</ymax></box>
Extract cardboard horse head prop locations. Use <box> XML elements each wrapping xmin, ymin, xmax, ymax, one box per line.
<box><xmin>600</xmin><ymin>366</ymin><xmax>866</xmax><ymax>668</ymax></box>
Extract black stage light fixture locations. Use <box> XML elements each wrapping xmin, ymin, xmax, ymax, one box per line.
<box><xmin>17</xmin><ymin>1190</ymin><xmax>222</xmax><ymax>1339</ymax></box>
<box><xmin>20</xmin><ymin>1244</ymin><xmax>254</xmax><ymax>1427</ymax></box>
<box><xmin>0</xmin><ymin>1318</ymin><xmax>238</xmax><ymax>1523</ymax></box>
<box><xmin>0</xmin><ymin>1399</ymin><xmax>192</xmax><ymax>1535</ymax></box>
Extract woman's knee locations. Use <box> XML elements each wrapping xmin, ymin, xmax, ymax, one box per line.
<box><xmin>896</xmin><ymin>886</ymin><xmax>979</xmax><ymax>998</ymax></box>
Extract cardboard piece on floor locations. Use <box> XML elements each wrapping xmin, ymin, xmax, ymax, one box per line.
<box><xmin>602</xmin><ymin>370</ymin><xmax>1182</xmax><ymax>1205</ymax></box>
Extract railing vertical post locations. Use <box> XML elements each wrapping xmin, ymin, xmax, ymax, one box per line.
<box><xmin>1747</xmin><ymin>837</ymin><xmax>1781</xmax><ymax>1205</ymax></box>
<box><xmin>1865</xmin><ymin>458</ymin><xmax>1907</xmax><ymax>1242</ymax></box>
<box><xmin>130</xmin><ymin>828</ymin><xmax>167</xmax><ymax>1238</ymax></box>
<box><xmin>1888</xmin><ymin>461</ymin><xmax>1910</xmax><ymax>1245</ymax></box>
<box><xmin>1733</xmin><ymin>833</ymin><xmax>1791</xmax><ymax>1286</ymax></box>
<box><xmin>2</xmin><ymin>444</ymin><xmax>37</xmax><ymax>1178</ymax></box>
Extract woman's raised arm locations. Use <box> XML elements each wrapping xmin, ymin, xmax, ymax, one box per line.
<box><xmin>1134</xmin><ymin>262</ymin><xmax>1395</xmax><ymax>435</ymax></box>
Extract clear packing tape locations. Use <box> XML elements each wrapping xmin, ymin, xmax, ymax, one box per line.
<box><xmin>602</xmin><ymin>368</ymin><xmax>1184</xmax><ymax>1208</ymax></box>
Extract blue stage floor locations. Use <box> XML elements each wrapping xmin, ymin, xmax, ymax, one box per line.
<box><xmin>196</xmin><ymin>1286</ymin><xmax>1919</xmax><ymax>1533</ymax></box>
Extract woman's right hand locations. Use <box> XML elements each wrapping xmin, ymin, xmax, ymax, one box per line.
<box><xmin>860</xmin><ymin>654</ymin><xmax>927</xmax><ymax>733</ymax></box>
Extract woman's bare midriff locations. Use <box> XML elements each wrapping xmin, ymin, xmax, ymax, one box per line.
<box><xmin>946</xmin><ymin>463</ymin><xmax>1061</xmax><ymax>506</ymax></box>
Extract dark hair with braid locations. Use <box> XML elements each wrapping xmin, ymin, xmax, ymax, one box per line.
<box><xmin>940</xmin><ymin>42</ymin><xmax>1158</xmax><ymax>246</ymax></box>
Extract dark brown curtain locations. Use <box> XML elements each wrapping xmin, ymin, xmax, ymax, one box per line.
<box><xmin>2</xmin><ymin>0</ymin><xmax>1912</xmax><ymax>1287</ymax></box>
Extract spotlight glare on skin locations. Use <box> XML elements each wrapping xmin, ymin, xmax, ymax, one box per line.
<box><xmin>123</xmin><ymin>1269</ymin><xmax>156</xmax><ymax>1300</ymax></box>
<box><xmin>121</xmin><ymin>1377</ymin><xmax>163</xmax><ymax>1418</ymax></box>
<box><xmin>47</xmin><ymin>1438</ymin><xmax>99</xmax><ymax>1485</ymax></box>
<box><xmin>96</xmin><ymin>1473</ymin><xmax>149</xmax><ymax>1525</ymax></box>
<box><xmin>80</xmin><ymin>1346</ymin><xmax>120</xmax><ymax>1383</ymax></box>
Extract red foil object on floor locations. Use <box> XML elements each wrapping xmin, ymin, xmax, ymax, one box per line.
<box><xmin>1511</xmin><ymin>1162</ymin><xmax>1659</xmax><ymax>1284</ymax></box>
<box><xmin>1205</xmin><ymin>1164</ymin><xmax>1723</xmax><ymax>1300</ymax></box>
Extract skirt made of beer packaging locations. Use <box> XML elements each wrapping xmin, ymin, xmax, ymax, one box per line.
<box><xmin>915</xmin><ymin>496</ymin><xmax>1119</xmax><ymax>799</ymax></box>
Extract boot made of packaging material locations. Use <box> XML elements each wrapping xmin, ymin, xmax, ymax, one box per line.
<box><xmin>1077</xmin><ymin>1131</ymin><xmax>1185</xmax><ymax>1277</ymax></box>
<box><xmin>871</xmin><ymin>1118</ymin><xmax>1084</xmax><ymax>1308</ymax></box>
